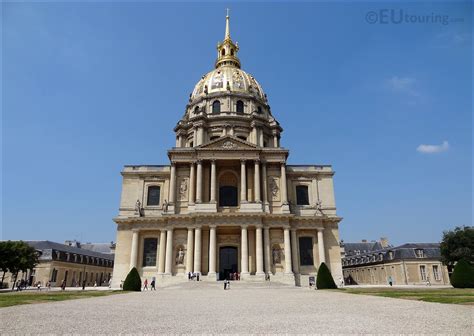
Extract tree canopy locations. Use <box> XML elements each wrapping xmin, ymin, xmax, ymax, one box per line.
<box><xmin>0</xmin><ymin>241</ymin><xmax>39</xmax><ymax>288</ymax></box>
<box><xmin>440</xmin><ymin>226</ymin><xmax>473</xmax><ymax>266</ymax></box>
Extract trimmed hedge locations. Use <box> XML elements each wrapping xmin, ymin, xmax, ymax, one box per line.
<box><xmin>123</xmin><ymin>267</ymin><xmax>142</xmax><ymax>291</ymax></box>
<box><xmin>450</xmin><ymin>259</ymin><xmax>474</xmax><ymax>288</ymax></box>
<box><xmin>316</xmin><ymin>262</ymin><xmax>337</xmax><ymax>289</ymax></box>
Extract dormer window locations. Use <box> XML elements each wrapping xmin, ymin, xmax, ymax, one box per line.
<box><xmin>388</xmin><ymin>251</ymin><xmax>394</xmax><ymax>260</ymax></box>
<box><xmin>379</xmin><ymin>253</ymin><xmax>383</xmax><ymax>261</ymax></box>
<box><xmin>415</xmin><ymin>249</ymin><xmax>424</xmax><ymax>258</ymax></box>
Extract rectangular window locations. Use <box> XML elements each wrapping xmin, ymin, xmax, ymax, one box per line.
<box><xmin>296</xmin><ymin>185</ymin><xmax>309</xmax><ymax>205</ymax></box>
<box><xmin>147</xmin><ymin>186</ymin><xmax>161</xmax><ymax>206</ymax></box>
<box><xmin>298</xmin><ymin>237</ymin><xmax>314</xmax><ymax>266</ymax></box>
<box><xmin>420</xmin><ymin>265</ymin><xmax>427</xmax><ymax>281</ymax></box>
<box><xmin>143</xmin><ymin>238</ymin><xmax>158</xmax><ymax>267</ymax></box>
<box><xmin>432</xmin><ymin>265</ymin><xmax>440</xmax><ymax>281</ymax></box>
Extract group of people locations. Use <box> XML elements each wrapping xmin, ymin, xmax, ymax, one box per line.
<box><xmin>187</xmin><ymin>272</ymin><xmax>200</xmax><ymax>281</ymax></box>
<box><xmin>142</xmin><ymin>277</ymin><xmax>156</xmax><ymax>290</ymax></box>
<box><xmin>227</xmin><ymin>272</ymin><xmax>240</xmax><ymax>281</ymax></box>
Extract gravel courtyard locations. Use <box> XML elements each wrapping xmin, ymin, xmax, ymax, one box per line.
<box><xmin>1</xmin><ymin>281</ymin><xmax>472</xmax><ymax>334</ymax></box>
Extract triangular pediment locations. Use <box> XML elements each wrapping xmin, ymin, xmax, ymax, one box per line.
<box><xmin>197</xmin><ymin>136</ymin><xmax>258</xmax><ymax>150</ymax></box>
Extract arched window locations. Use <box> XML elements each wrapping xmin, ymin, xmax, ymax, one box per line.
<box><xmin>212</xmin><ymin>100</ymin><xmax>221</xmax><ymax>114</ymax></box>
<box><xmin>221</xmin><ymin>49</ymin><xmax>225</xmax><ymax>56</ymax></box>
<box><xmin>231</xmin><ymin>48</ymin><xmax>234</xmax><ymax>56</ymax></box>
<box><xmin>194</xmin><ymin>106</ymin><xmax>199</xmax><ymax>114</ymax></box>
<box><xmin>147</xmin><ymin>186</ymin><xmax>160</xmax><ymax>206</ymax></box>
<box><xmin>236</xmin><ymin>100</ymin><xmax>244</xmax><ymax>113</ymax></box>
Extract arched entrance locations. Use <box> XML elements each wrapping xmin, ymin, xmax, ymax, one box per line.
<box><xmin>219</xmin><ymin>246</ymin><xmax>238</xmax><ymax>280</ymax></box>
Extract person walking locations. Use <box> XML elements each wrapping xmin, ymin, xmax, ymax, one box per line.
<box><xmin>36</xmin><ymin>281</ymin><xmax>42</xmax><ymax>291</ymax></box>
<box><xmin>150</xmin><ymin>277</ymin><xmax>156</xmax><ymax>290</ymax></box>
<box><xmin>61</xmin><ymin>280</ymin><xmax>66</xmax><ymax>291</ymax></box>
<box><xmin>339</xmin><ymin>277</ymin><xmax>344</xmax><ymax>288</ymax></box>
<box><xmin>388</xmin><ymin>276</ymin><xmax>393</xmax><ymax>287</ymax></box>
<box><xmin>82</xmin><ymin>280</ymin><xmax>86</xmax><ymax>290</ymax></box>
<box><xmin>143</xmin><ymin>278</ymin><xmax>148</xmax><ymax>291</ymax></box>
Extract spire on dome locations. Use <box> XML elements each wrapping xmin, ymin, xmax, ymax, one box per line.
<box><xmin>225</xmin><ymin>8</ymin><xmax>231</xmax><ymax>40</ymax></box>
<box><xmin>215</xmin><ymin>9</ymin><xmax>240</xmax><ymax>69</ymax></box>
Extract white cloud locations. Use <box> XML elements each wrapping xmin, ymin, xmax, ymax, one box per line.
<box><xmin>417</xmin><ymin>141</ymin><xmax>449</xmax><ymax>154</ymax></box>
<box><xmin>387</xmin><ymin>76</ymin><xmax>420</xmax><ymax>97</ymax></box>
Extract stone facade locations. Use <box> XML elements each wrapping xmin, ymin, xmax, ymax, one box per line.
<box><xmin>111</xmin><ymin>14</ymin><xmax>342</xmax><ymax>287</ymax></box>
<box><xmin>342</xmin><ymin>242</ymin><xmax>450</xmax><ymax>285</ymax></box>
<box><xmin>3</xmin><ymin>241</ymin><xmax>114</xmax><ymax>288</ymax></box>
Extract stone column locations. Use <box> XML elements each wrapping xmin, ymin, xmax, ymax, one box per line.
<box><xmin>169</xmin><ymin>163</ymin><xmax>176</xmax><ymax>205</ymax></box>
<box><xmin>130</xmin><ymin>229</ymin><xmax>139</xmax><ymax>269</ymax></box>
<box><xmin>196</xmin><ymin>160</ymin><xmax>203</xmax><ymax>203</ymax></box>
<box><xmin>210</xmin><ymin>160</ymin><xmax>217</xmax><ymax>203</ymax></box>
<box><xmin>241</xmin><ymin>225</ymin><xmax>249</xmax><ymax>275</ymax></box>
<box><xmin>158</xmin><ymin>229</ymin><xmax>166</xmax><ymax>274</ymax></box>
<box><xmin>194</xmin><ymin>226</ymin><xmax>202</xmax><ymax>274</ymax></box>
<box><xmin>317</xmin><ymin>228</ymin><xmax>326</xmax><ymax>264</ymax></box>
<box><xmin>290</xmin><ymin>229</ymin><xmax>299</xmax><ymax>274</ymax></box>
<box><xmin>273</xmin><ymin>134</ymin><xmax>278</xmax><ymax>148</ymax></box>
<box><xmin>258</xmin><ymin>128</ymin><xmax>264</xmax><ymax>147</ymax></box>
<box><xmin>280</xmin><ymin>162</ymin><xmax>288</xmax><ymax>205</ymax></box>
<box><xmin>189</xmin><ymin>162</ymin><xmax>195</xmax><ymax>205</ymax></box>
<box><xmin>283</xmin><ymin>227</ymin><xmax>293</xmax><ymax>274</ymax></box>
<box><xmin>185</xmin><ymin>227</ymin><xmax>194</xmax><ymax>274</ymax></box>
<box><xmin>263</xmin><ymin>226</ymin><xmax>271</xmax><ymax>274</ymax></box>
<box><xmin>240</xmin><ymin>160</ymin><xmax>247</xmax><ymax>203</ymax></box>
<box><xmin>255</xmin><ymin>225</ymin><xmax>264</xmax><ymax>275</ymax></box>
<box><xmin>164</xmin><ymin>227</ymin><xmax>173</xmax><ymax>275</ymax></box>
<box><xmin>254</xmin><ymin>160</ymin><xmax>261</xmax><ymax>203</ymax></box>
<box><xmin>208</xmin><ymin>225</ymin><xmax>217</xmax><ymax>276</ymax></box>
<box><xmin>262</xmin><ymin>162</ymin><xmax>268</xmax><ymax>207</ymax></box>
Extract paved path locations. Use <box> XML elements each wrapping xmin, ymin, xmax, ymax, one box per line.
<box><xmin>1</xmin><ymin>282</ymin><xmax>472</xmax><ymax>334</ymax></box>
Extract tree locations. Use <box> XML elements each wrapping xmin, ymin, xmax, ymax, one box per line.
<box><xmin>122</xmin><ymin>267</ymin><xmax>141</xmax><ymax>291</ymax></box>
<box><xmin>0</xmin><ymin>241</ymin><xmax>16</xmax><ymax>287</ymax></box>
<box><xmin>316</xmin><ymin>262</ymin><xmax>337</xmax><ymax>289</ymax></box>
<box><xmin>440</xmin><ymin>226</ymin><xmax>474</xmax><ymax>267</ymax></box>
<box><xmin>0</xmin><ymin>241</ymin><xmax>39</xmax><ymax>290</ymax></box>
<box><xmin>450</xmin><ymin>259</ymin><xmax>474</xmax><ymax>288</ymax></box>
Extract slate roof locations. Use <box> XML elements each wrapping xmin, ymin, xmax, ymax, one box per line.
<box><xmin>342</xmin><ymin>242</ymin><xmax>441</xmax><ymax>268</ymax></box>
<box><xmin>343</xmin><ymin>242</ymin><xmax>385</xmax><ymax>256</ymax></box>
<box><xmin>80</xmin><ymin>243</ymin><xmax>114</xmax><ymax>254</ymax></box>
<box><xmin>25</xmin><ymin>241</ymin><xmax>115</xmax><ymax>261</ymax></box>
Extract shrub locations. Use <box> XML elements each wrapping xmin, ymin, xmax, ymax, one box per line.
<box><xmin>450</xmin><ymin>259</ymin><xmax>474</xmax><ymax>288</ymax></box>
<box><xmin>123</xmin><ymin>267</ymin><xmax>141</xmax><ymax>291</ymax></box>
<box><xmin>316</xmin><ymin>262</ymin><xmax>337</xmax><ymax>289</ymax></box>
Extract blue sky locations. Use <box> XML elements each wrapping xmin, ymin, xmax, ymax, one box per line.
<box><xmin>2</xmin><ymin>2</ymin><xmax>472</xmax><ymax>246</ymax></box>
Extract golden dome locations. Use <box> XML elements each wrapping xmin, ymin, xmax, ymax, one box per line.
<box><xmin>191</xmin><ymin>66</ymin><xmax>266</xmax><ymax>102</ymax></box>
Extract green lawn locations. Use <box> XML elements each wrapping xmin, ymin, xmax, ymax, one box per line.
<box><xmin>341</xmin><ymin>287</ymin><xmax>474</xmax><ymax>305</ymax></box>
<box><xmin>0</xmin><ymin>290</ymin><xmax>125</xmax><ymax>308</ymax></box>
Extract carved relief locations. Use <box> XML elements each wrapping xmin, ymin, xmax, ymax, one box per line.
<box><xmin>269</xmin><ymin>177</ymin><xmax>280</xmax><ymax>200</ymax></box>
<box><xmin>218</xmin><ymin>235</ymin><xmax>240</xmax><ymax>244</ymax></box>
<box><xmin>211</xmin><ymin>71</ymin><xmax>223</xmax><ymax>89</ymax></box>
<box><xmin>232</xmin><ymin>70</ymin><xmax>244</xmax><ymax>89</ymax></box>
<box><xmin>222</xmin><ymin>141</ymin><xmax>237</xmax><ymax>149</ymax></box>
<box><xmin>178</xmin><ymin>178</ymin><xmax>188</xmax><ymax>201</ymax></box>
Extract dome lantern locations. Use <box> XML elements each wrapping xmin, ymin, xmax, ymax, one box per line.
<box><xmin>215</xmin><ymin>10</ymin><xmax>241</xmax><ymax>69</ymax></box>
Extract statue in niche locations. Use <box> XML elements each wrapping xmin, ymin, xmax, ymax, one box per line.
<box><xmin>135</xmin><ymin>200</ymin><xmax>143</xmax><ymax>217</ymax></box>
<box><xmin>315</xmin><ymin>200</ymin><xmax>324</xmax><ymax>214</ymax></box>
<box><xmin>272</xmin><ymin>247</ymin><xmax>281</xmax><ymax>264</ymax></box>
<box><xmin>176</xmin><ymin>248</ymin><xmax>185</xmax><ymax>265</ymax></box>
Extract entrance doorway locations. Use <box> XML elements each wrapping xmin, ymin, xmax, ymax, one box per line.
<box><xmin>219</xmin><ymin>246</ymin><xmax>238</xmax><ymax>280</ymax></box>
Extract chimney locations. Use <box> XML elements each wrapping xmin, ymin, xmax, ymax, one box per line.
<box><xmin>380</xmin><ymin>237</ymin><xmax>389</xmax><ymax>248</ymax></box>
